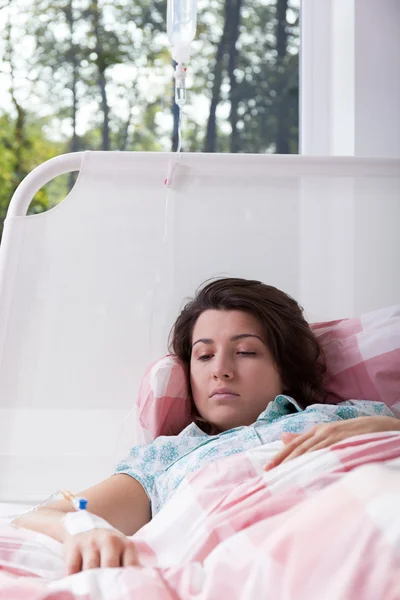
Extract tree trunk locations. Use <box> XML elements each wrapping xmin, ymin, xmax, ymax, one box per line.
<box><xmin>11</xmin><ymin>102</ymin><xmax>25</xmax><ymax>191</ymax></box>
<box><xmin>275</xmin><ymin>0</ymin><xmax>289</xmax><ymax>154</ymax></box>
<box><xmin>120</xmin><ymin>106</ymin><xmax>133</xmax><ymax>151</ymax></box>
<box><xmin>203</xmin><ymin>0</ymin><xmax>230</xmax><ymax>153</ymax></box>
<box><xmin>65</xmin><ymin>0</ymin><xmax>79</xmax><ymax>189</ymax></box>
<box><xmin>91</xmin><ymin>0</ymin><xmax>110</xmax><ymax>151</ymax></box>
<box><xmin>98</xmin><ymin>69</ymin><xmax>110</xmax><ymax>150</ymax></box>
<box><xmin>5</xmin><ymin>20</ymin><xmax>26</xmax><ymax>192</ymax></box>
<box><xmin>227</xmin><ymin>0</ymin><xmax>243</xmax><ymax>153</ymax></box>
<box><xmin>171</xmin><ymin>61</ymin><xmax>180</xmax><ymax>151</ymax></box>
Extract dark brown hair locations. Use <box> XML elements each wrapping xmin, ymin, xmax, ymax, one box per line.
<box><xmin>169</xmin><ymin>278</ymin><xmax>327</xmax><ymax>419</ymax></box>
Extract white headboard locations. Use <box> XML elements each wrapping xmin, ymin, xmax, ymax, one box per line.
<box><xmin>0</xmin><ymin>151</ymin><xmax>399</xmax><ymax>502</ymax></box>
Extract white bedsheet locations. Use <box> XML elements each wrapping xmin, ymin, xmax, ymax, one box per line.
<box><xmin>0</xmin><ymin>433</ymin><xmax>399</xmax><ymax>598</ymax></box>
<box><xmin>0</xmin><ymin>502</ymin><xmax>33</xmax><ymax>523</ymax></box>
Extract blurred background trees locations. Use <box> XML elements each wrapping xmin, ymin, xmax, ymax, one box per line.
<box><xmin>0</xmin><ymin>0</ymin><xmax>299</xmax><ymax>237</ymax></box>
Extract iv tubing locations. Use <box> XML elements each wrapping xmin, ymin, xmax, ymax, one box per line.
<box><xmin>4</xmin><ymin>490</ymin><xmax>88</xmax><ymax>521</ymax></box>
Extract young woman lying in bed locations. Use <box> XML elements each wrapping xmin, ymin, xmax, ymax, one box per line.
<box><xmin>13</xmin><ymin>278</ymin><xmax>399</xmax><ymax>574</ymax></box>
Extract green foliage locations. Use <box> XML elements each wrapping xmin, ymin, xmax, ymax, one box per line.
<box><xmin>0</xmin><ymin>113</ymin><xmax>67</xmax><ymax>236</ymax></box>
<box><xmin>0</xmin><ymin>0</ymin><xmax>299</xmax><ymax>240</ymax></box>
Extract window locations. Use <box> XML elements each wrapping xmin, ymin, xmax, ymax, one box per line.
<box><xmin>0</xmin><ymin>0</ymin><xmax>299</xmax><ymax>226</ymax></box>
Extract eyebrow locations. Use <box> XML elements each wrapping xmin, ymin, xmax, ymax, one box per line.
<box><xmin>192</xmin><ymin>334</ymin><xmax>265</xmax><ymax>348</ymax></box>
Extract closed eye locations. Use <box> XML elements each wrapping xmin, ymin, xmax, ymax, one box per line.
<box><xmin>197</xmin><ymin>351</ymin><xmax>256</xmax><ymax>361</ymax></box>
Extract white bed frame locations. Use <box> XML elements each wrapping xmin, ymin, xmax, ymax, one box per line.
<box><xmin>0</xmin><ymin>151</ymin><xmax>399</xmax><ymax>504</ymax></box>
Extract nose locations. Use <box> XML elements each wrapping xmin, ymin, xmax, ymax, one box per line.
<box><xmin>212</xmin><ymin>355</ymin><xmax>234</xmax><ymax>380</ymax></box>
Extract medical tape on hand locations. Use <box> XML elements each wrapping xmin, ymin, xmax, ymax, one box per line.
<box><xmin>62</xmin><ymin>510</ymin><xmax>116</xmax><ymax>536</ymax></box>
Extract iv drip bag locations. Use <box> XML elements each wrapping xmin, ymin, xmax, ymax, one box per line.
<box><xmin>167</xmin><ymin>0</ymin><xmax>197</xmax><ymax>64</ymax></box>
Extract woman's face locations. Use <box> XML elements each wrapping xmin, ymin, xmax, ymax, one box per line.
<box><xmin>190</xmin><ymin>309</ymin><xmax>283</xmax><ymax>432</ymax></box>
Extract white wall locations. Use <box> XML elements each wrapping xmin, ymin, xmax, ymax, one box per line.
<box><xmin>301</xmin><ymin>0</ymin><xmax>400</xmax><ymax>157</ymax></box>
<box><xmin>354</xmin><ymin>0</ymin><xmax>400</xmax><ymax>157</ymax></box>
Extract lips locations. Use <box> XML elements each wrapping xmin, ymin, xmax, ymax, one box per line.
<box><xmin>210</xmin><ymin>387</ymin><xmax>239</xmax><ymax>398</ymax></box>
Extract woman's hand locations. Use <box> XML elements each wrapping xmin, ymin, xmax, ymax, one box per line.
<box><xmin>63</xmin><ymin>528</ymin><xmax>139</xmax><ymax>575</ymax></box>
<box><xmin>265</xmin><ymin>416</ymin><xmax>400</xmax><ymax>471</ymax></box>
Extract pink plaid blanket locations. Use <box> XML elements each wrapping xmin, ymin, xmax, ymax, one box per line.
<box><xmin>1</xmin><ymin>432</ymin><xmax>400</xmax><ymax>599</ymax></box>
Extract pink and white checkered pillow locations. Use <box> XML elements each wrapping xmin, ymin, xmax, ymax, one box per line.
<box><xmin>136</xmin><ymin>355</ymin><xmax>191</xmax><ymax>438</ymax></box>
<box><xmin>137</xmin><ymin>304</ymin><xmax>400</xmax><ymax>438</ymax></box>
<box><xmin>312</xmin><ymin>303</ymin><xmax>400</xmax><ymax>416</ymax></box>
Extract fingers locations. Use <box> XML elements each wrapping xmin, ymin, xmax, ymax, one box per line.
<box><xmin>281</xmin><ymin>432</ymin><xmax>300</xmax><ymax>444</ymax></box>
<box><xmin>265</xmin><ymin>431</ymin><xmax>313</xmax><ymax>470</ymax></box>
<box><xmin>122</xmin><ymin>543</ymin><xmax>139</xmax><ymax>567</ymax></box>
<box><xmin>82</xmin><ymin>545</ymin><xmax>101</xmax><ymax>571</ymax></box>
<box><xmin>100</xmin><ymin>538</ymin><xmax>138</xmax><ymax>568</ymax></box>
<box><xmin>64</xmin><ymin>544</ymin><xmax>82</xmax><ymax>576</ymax></box>
<box><xmin>265</xmin><ymin>426</ymin><xmax>336</xmax><ymax>470</ymax></box>
<box><xmin>280</xmin><ymin>437</ymin><xmax>326</xmax><ymax>465</ymax></box>
<box><xmin>100</xmin><ymin>544</ymin><xmax>121</xmax><ymax>569</ymax></box>
<box><xmin>65</xmin><ymin>535</ymin><xmax>138</xmax><ymax>574</ymax></box>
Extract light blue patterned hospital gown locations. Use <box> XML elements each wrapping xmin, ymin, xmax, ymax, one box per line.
<box><xmin>115</xmin><ymin>396</ymin><xmax>395</xmax><ymax>515</ymax></box>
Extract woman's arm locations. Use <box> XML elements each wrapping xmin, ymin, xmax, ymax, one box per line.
<box><xmin>12</xmin><ymin>474</ymin><xmax>151</xmax><ymax>542</ymax></box>
<box><xmin>265</xmin><ymin>415</ymin><xmax>400</xmax><ymax>470</ymax></box>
